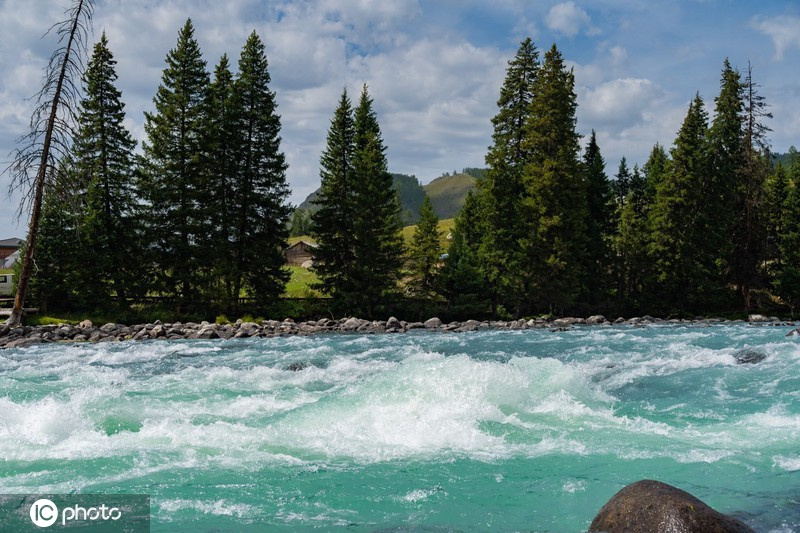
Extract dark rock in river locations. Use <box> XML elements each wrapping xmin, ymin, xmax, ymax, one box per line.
<box><xmin>786</xmin><ymin>327</ymin><xmax>800</xmax><ymax>337</ymax></box>
<box><xmin>588</xmin><ymin>479</ymin><xmax>755</xmax><ymax>533</ymax></box>
<box><xmin>733</xmin><ymin>349</ymin><xmax>767</xmax><ymax>365</ymax></box>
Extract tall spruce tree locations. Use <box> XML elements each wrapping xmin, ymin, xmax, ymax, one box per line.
<box><xmin>71</xmin><ymin>33</ymin><xmax>139</xmax><ymax>306</ymax></box>
<box><xmin>767</xmin><ymin>159</ymin><xmax>790</xmax><ymax>273</ymax></box>
<box><xmin>582</xmin><ymin>131</ymin><xmax>613</xmax><ymax>306</ymax></box>
<box><xmin>481</xmin><ymin>37</ymin><xmax>539</xmax><ymax>312</ymax></box>
<box><xmin>202</xmin><ymin>54</ymin><xmax>238</xmax><ymax>302</ymax></box>
<box><xmin>519</xmin><ymin>44</ymin><xmax>586</xmax><ymax>314</ymax></box>
<box><xmin>649</xmin><ymin>94</ymin><xmax>714</xmax><ymax>311</ymax></box>
<box><xmin>707</xmin><ymin>59</ymin><xmax>748</xmax><ymax>306</ymax></box>
<box><xmin>142</xmin><ymin>19</ymin><xmax>209</xmax><ymax>301</ymax></box>
<box><xmin>407</xmin><ymin>195</ymin><xmax>442</xmax><ymax>298</ymax></box>
<box><xmin>733</xmin><ymin>62</ymin><xmax>772</xmax><ymax>308</ymax></box>
<box><xmin>229</xmin><ymin>32</ymin><xmax>291</xmax><ymax>305</ymax></box>
<box><xmin>613</xmin><ymin>156</ymin><xmax>631</xmax><ymax>208</ymax></box>
<box><xmin>642</xmin><ymin>143</ymin><xmax>670</xmax><ymax>204</ymax></box>
<box><xmin>616</xmin><ymin>165</ymin><xmax>650</xmax><ymax>309</ymax></box>
<box><xmin>311</xmin><ymin>90</ymin><xmax>356</xmax><ymax>305</ymax></box>
<box><xmin>350</xmin><ymin>85</ymin><xmax>404</xmax><ymax>316</ymax></box>
<box><xmin>778</xmin><ymin>161</ymin><xmax>800</xmax><ymax>315</ymax></box>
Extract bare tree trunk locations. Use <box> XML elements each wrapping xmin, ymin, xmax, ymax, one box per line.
<box><xmin>5</xmin><ymin>0</ymin><xmax>93</xmax><ymax>326</ymax></box>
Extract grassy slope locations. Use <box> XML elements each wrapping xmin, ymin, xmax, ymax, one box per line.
<box><xmin>422</xmin><ymin>173</ymin><xmax>477</xmax><ymax>219</ymax></box>
<box><xmin>401</xmin><ymin>218</ymin><xmax>455</xmax><ymax>250</ymax></box>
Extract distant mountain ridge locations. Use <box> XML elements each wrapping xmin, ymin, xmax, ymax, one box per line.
<box><xmin>296</xmin><ymin>169</ymin><xmax>483</xmax><ymax>224</ymax></box>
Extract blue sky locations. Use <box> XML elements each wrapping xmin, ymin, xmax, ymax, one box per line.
<box><xmin>1</xmin><ymin>0</ymin><xmax>800</xmax><ymax>237</ymax></box>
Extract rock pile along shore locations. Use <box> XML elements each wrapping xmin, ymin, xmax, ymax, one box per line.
<box><xmin>0</xmin><ymin>314</ymin><xmax>797</xmax><ymax>349</ymax></box>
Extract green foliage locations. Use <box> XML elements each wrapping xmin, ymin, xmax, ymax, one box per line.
<box><xmin>436</xmin><ymin>223</ymin><xmax>489</xmax><ymax>318</ymax></box>
<box><xmin>283</xmin><ymin>265</ymin><xmax>322</xmax><ymax>298</ymax></box>
<box><xmin>582</xmin><ymin>131</ymin><xmax>614</xmax><ymax>305</ymax></box>
<box><xmin>480</xmin><ymin>37</ymin><xmax>539</xmax><ymax>315</ymax></box>
<box><xmin>407</xmin><ymin>196</ymin><xmax>442</xmax><ymax>298</ymax></box>
<box><xmin>350</xmin><ymin>85</ymin><xmax>405</xmax><ymax>317</ymax></box>
<box><xmin>519</xmin><ymin>44</ymin><xmax>586</xmax><ymax>314</ymax></box>
<box><xmin>777</xmin><ymin>161</ymin><xmax>800</xmax><ymax>309</ymax></box>
<box><xmin>228</xmin><ymin>31</ymin><xmax>291</xmax><ymax>305</ymax></box>
<box><xmin>70</xmin><ymin>33</ymin><xmax>142</xmax><ymax>307</ymax></box>
<box><xmin>310</xmin><ymin>86</ymin><xmax>404</xmax><ymax>317</ymax></box>
<box><xmin>20</xmin><ymin>192</ymin><xmax>76</xmax><ymax>311</ymax></box>
<box><xmin>422</xmin><ymin>172</ymin><xmax>479</xmax><ymax>219</ymax></box>
<box><xmin>202</xmin><ymin>54</ymin><xmax>238</xmax><ymax>302</ymax></box>
<box><xmin>289</xmin><ymin>208</ymin><xmax>312</xmax><ymax>237</ymax></box>
<box><xmin>392</xmin><ymin>173</ymin><xmax>426</xmax><ymax>224</ymax></box>
<box><xmin>649</xmin><ymin>94</ymin><xmax>720</xmax><ymax>311</ymax></box>
<box><xmin>141</xmin><ymin>19</ymin><xmax>210</xmax><ymax>300</ymax></box>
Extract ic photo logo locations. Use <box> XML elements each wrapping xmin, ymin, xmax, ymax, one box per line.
<box><xmin>29</xmin><ymin>497</ymin><xmax>123</xmax><ymax>528</ymax></box>
<box><xmin>29</xmin><ymin>498</ymin><xmax>58</xmax><ymax>527</ymax></box>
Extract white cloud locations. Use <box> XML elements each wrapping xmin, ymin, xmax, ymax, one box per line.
<box><xmin>751</xmin><ymin>15</ymin><xmax>800</xmax><ymax>61</ymax></box>
<box><xmin>545</xmin><ymin>2</ymin><xmax>597</xmax><ymax>38</ymax></box>
<box><xmin>580</xmin><ymin>78</ymin><xmax>664</xmax><ymax>128</ymax></box>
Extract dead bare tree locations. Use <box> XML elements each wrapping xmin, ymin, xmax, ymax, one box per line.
<box><xmin>3</xmin><ymin>0</ymin><xmax>94</xmax><ymax>327</ymax></box>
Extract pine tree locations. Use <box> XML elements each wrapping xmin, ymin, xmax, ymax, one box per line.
<box><xmin>612</xmin><ymin>156</ymin><xmax>633</xmax><ymax>305</ymax></box>
<box><xmin>230</xmin><ymin>31</ymin><xmax>291</xmax><ymax>305</ymax></box>
<box><xmin>141</xmin><ymin>19</ymin><xmax>209</xmax><ymax>301</ymax></box>
<box><xmin>582</xmin><ymin>131</ymin><xmax>613</xmax><ymax>306</ymax></box>
<box><xmin>733</xmin><ymin>62</ymin><xmax>772</xmax><ymax>308</ymax></box>
<box><xmin>649</xmin><ymin>94</ymin><xmax>714</xmax><ymax>311</ymax></box>
<box><xmin>642</xmin><ymin>143</ymin><xmax>670</xmax><ymax>204</ymax></box>
<box><xmin>778</xmin><ymin>165</ymin><xmax>800</xmax><ymax>315</ymax></box>
<box><xmin>70</xmin><ymin>33</ymin><xmax>139</xmax><ymax>306</ymax></box>
<box><xmin>350</xmin><ymin>85</ymin><xmax>404</xmax><ymax>317</ymax></box>
<box><xmin>481</xmin><ymin>38</ymin><xmax>539</xmax><ymax>312</ymax></box>
<box><xmin>202</xmin><ymin>54</ymin><xmax>238</xmax><ymax>302</ymax></box>
<box><xmin>437</xmin><ymin>207</ymin><xmax>489</xmax><ymax>318</ymax></box>
<box><xmin>407</xmin><ymin>195</ymin><xmax>442</xmax><ymax>298</ymax></box>
<box><xmin>616</xmin><ymin>165</ymin><xmax>650</xmax><ymax>309</ymax></box>
<box><xmin>767</xmin><ymin>159</ymin><xmax>790</xmax><ymax>272</ymax></box>
<box><xmin>311</xmin><ymin>90</ymin><xmax>356</xmax><ymax>305</ymax></box>
<box><xmin>21</xmin><ymin>188</ymin><xmax>79</xmax><ymax>312</ymax></box>
<box><xmin>707</xmin><ymin>59</ymin><xmax>748</xmax><ymax>306</ymax></box>
<box><xmin>519</xmin><ymin>44</ymin><xmax>586</xmax><ymax>314</ymax></box>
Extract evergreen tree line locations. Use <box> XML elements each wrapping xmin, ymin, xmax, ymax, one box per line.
<box><xmin>18</xmin><ymin>28</ymin><xmax>800</xmax><ymax>319</ymax></box>
<box><xmin>25</xmin><ymin>20</ymin><xmax>291</xmax><ymax>312</ymax></box>
<box><xmin>412</xmin><ymin>40</ymin><xmax>800</xmax><ymax>318</ymax></box>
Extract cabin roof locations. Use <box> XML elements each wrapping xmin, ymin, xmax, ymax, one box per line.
<box><xmin>0</xmin><ymin>237</ymin><xmax>22</xmax><ymax>248</ymax></box>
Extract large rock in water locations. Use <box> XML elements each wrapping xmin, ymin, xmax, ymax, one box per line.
<box><xmin>588</xmin><ymin>480</ymin><xmax>755</xmax><ymax>533</ymax></box>
<box><xmin>733</xmin><ymin>349</ymin><xmax>767</xmax><ymax>365</ymax></box>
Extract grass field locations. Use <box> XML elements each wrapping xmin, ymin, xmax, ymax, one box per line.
<box><xmin>283</xmin><ymin>265</ymin><xmax>323</xmax><ymax>298</ymax></box>
<box><xmin>401</xmin><ymin>218</ymin><xmax>455</xmax><ymax>250</ymax></box>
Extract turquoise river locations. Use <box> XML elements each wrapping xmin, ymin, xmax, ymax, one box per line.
<box><xmin>1</xmin><ymin>324</ymin><xmax>800</xmax><ymax>531</ymax></box>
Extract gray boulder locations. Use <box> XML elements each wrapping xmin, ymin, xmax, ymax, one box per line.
<box><xmin>588</xmin><ymin>479</ymin><xmax>755</xmax><ymax>533</ymax></box>
<box><xmin>786</xmin><ymin>327</ymin><xmax>800</xmax><ymax>337</ymax></box>
<box><xmin>424</xmin><ymin>317</ymin><xmax>442</xmax><ymax>329</ymax></box>
<box><xmin>733</xmin><ymin>349</ymin><xmax>767</xmax><ymax>365</ymax></box>
<box><xmin>587</xmin><ymin>315</ymin><xmax>607</xmax><ymax>325</ymax></box>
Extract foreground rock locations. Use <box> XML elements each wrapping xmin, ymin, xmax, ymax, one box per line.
<box><xmin>588</xmin><ymin>479</ymin><xmax>755</xmax><ymax>533</ymax></box>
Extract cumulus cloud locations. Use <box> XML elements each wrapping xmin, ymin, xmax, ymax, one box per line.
<box><xmin>545</xmin><ymin>2</ymin><xmax>598</xmax><ymax>37</ymax></box>
<box><xmin>580</xmin><ymin>78</ymin><xmax>664</xmax><ymax>128</ymax></box>
<box><xmin>751</xmin><ymin>15</ymin><xmax>800</xmax><ymax>61</ymax></box>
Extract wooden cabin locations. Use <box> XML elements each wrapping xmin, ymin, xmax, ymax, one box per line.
<box><xmin>285</xmin><ymin>239</ymin><xmax>317</xmax><ymax>267</ymax></box>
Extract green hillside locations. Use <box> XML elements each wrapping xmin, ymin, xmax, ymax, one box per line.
<box><xmin>292</xmin><ymin>169</ymin><xmax>483</xmax><ymax>234</ymax></box>
<box><xmin>423</xmin><ymin>173</ymin><xmax>478</xmax><ymax>219</ymax></box>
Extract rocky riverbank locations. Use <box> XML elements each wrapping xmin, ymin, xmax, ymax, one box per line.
<box><xmin>1</xmin><ymin>313</ymin><xmax>798</xmax><ymax>349</ymax></box>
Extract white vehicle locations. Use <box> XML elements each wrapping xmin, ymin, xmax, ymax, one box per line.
<box><xmin>0</xmin><ymin>273</ymin><xmax>13</xmax><ymax>296</ymax></box>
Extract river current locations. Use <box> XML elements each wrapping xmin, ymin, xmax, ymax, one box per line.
<box><xmin>1</xmin><ymin>324</ymin><xmax>799</xmax><ymax>531</ymax></box>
